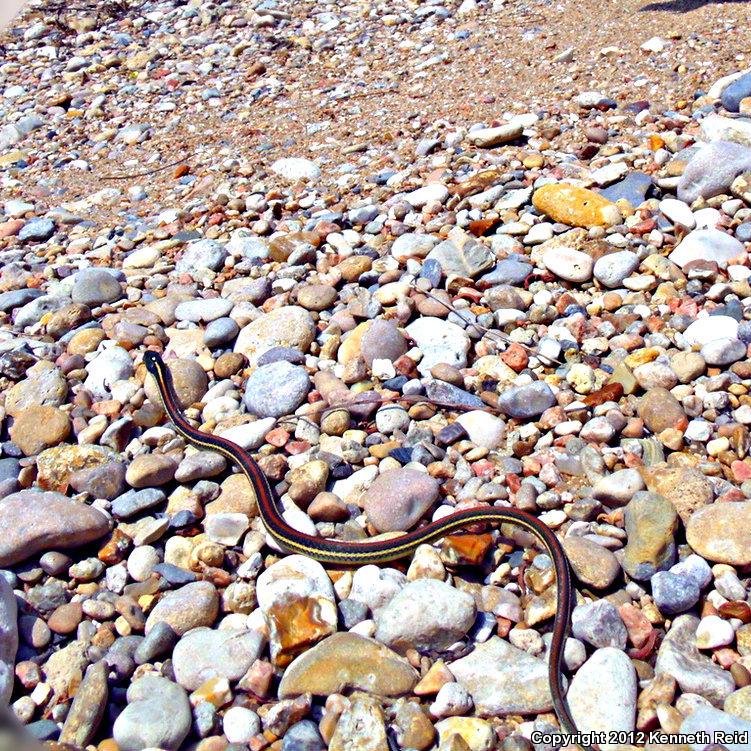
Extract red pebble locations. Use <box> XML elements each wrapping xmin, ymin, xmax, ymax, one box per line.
<box><xmin>731</xmin><ymin>460</ymin><xmax>751</xmax><ymax>482</ymax></box>
<box><xmin>264</xmin><ymin>427</ymin><xmax>290</xmax><ymax>448</ymax></box>
<box><xmin>501</xmin><ymin>343</ymin><xmax>529</xmax><ymax>372</ymax></box>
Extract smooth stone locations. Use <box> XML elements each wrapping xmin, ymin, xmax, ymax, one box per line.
<box><xmin>134</xmin><ymin>622</ymin><xmax>178</xmax><ymax>664</ymax></box>
<box><xmin>0</xmin><ymin>576</ymin><xmax>18</xmax><ymax>704</ymax></box>
<box><xmin>725</xmin><ymin>686</ymin><xmax>751</xmax><ymax>722</ymax></box>
<box><xmin>563</xmin><ymin>537</ymin><xmax>621</xmax><ymax>589</ymax></box>
<box><xmin>668</xmin><ymin>229</ymin><xmax>744</xmax><ymax>269</ymax></box>
<box><xmin>175</xmin><ymin>239</ymin><xmax>227</xmax><ymax>273</ymax></box>
<box><xmin>533</xmin><ymin>183</ymin><xmax>621</xmax><ymax>228</ymax></box>
<box><xmin>435</xmin><ymin>717</ymin><xmax>494</xmax><ymax>751</ymax></box>
<box><xmin>174</xmin><ymin>451</ymin><xmax>226</xmax><ymax>482</ymax></box>
<box><xmin>655</xmin><ymin>615</ymin><xmax>735</xmax><ymax>706</ymax></box>
<box><xmin>651</xmin><ymin>571</ymin><xmax>701</xmax><ymax>615</ymax></box>
<box><xmin>18</xmin><ymin>217</ymin><xmax>55</xmax><ymax>241</ymax></box>
<box><xmin>621</xmin><ymin>491</ymin><xmax>677</xmax><ymax>581</ymax></box>
<box><xmin>592</xmin><ymin>468</ymin><xmax>645</xmax><ymax>507</ymax></box>
<box><xmin>426</xmin><ymin>239</ymin><xmax>496</xmax><ymax>278</ymax></box>
<box><xmin>243</xmin><ymin>361</ymin><xmax>311</xmax><ymax>418</ymax></box>
<box><xmin>145</xmin><ymin>581</ymin><xmax>219</xmax><ymax>636</ymax></box>
<box><xmin>282</xmin><ymin>720</ymin><xmax>325</xmax><ymax>751</ymax></box>
<box><xmin>0</xmin><ymin>288</ymin><xmax>43</xmax><ymax>313</ymax></box>
<box><xmin>71</xmin><ymin>268</ymin><xmax>123</xmax><ymax>307</ymax></box>
<box><xmin>479</xmin><ymin>259</ymin><xmax>532</xmax><ymax>285</ymax></box>
<box><xmin>686</xmin><ymin>502</ymin><xmax>751</xmax><ymax>565</ymax></box>
<box><xmin>234</xmin><ymin>305</ymin><xmax>316</xmax><ymax>367</ymax></box>
<box><xmin>4</xmin><ymin>362</ymin><xmax>68</xmax><ymax>416</ymax></box>
<box><xmin>598</xmin><ymin>171</ymin><xmax>652</xmax><ymax>207</ymax></box>
<box><xmin>84</xmin><ymin>346</ymin><xmax>134</xmax><ymax>400</ymax></box>
<box><xmin>467</xmin><ymin>122</ymin><xmax>524</xmax><ymax>147</ymax></box>
<box><xmin>278</xmin><ymin>632</ymin><xmax>418</xmax><ymax>698</ymax></box>
<box><xmin>9</xmin><ymin>405</ymin><xmax>71</xmax><ymax>456</ymax></box>
<box><xmin>637</xmin><ymin>388</ymin><xmax>687</xmax><ymax>435</ymax></box>
<box><xmin>175</xmin><ymin>297</ymin><xmax>233</xmax><ymax>323</ymax></box>
<box><xmin>497</xmin><ymin>381</ymin><xmax>556</xmax><ymax>419</ymax></box>
<box><xmin>721</xmin><ymin>70</ymin><xmax>751</xmax><ymax>111</ymax></box>
<box><xmin>204</xmin><ymin>317</ymin><xmax>240</xmax><ymax>347</ymax></box>
<box><xmin>145</xmin><ymin>357</ymin><xmax>208</xmax><ymax>408</ymax></box>
<box><xmin>425</xmin><ymin>380</ymin><xmax>486</xmax><ymax>409</ymax></box>
<box><xmin>568</xmin><ymin>648</ymin><xmax>637</xmax><ymax>748</ymax></box>
<box><xmin>362</xmin><ymin>468</ymin><xmax>439</xmax><ymax>532</ymax></box>
<box><xmin>216</xmin><ymin>418</ymin><xmax>276</xmax><ymax>451</ymax></box>
<box><xmin>271</xmin><ymin>157</ymin><xmax>321</xmax><ymax>181</ymax></box>
<box><xmin>172</xmin><ymin>627</ymin><xmax>264</xmax><ymax>691</ymax></box>
<box><xmin>391</xmin><ymin>233</ymin><xmax>439</xmax><ymax>261</ymax></box>
<box><xmin>59</xmin><ymin>660</ymin><xmax>108</xmax><ymax>747</ymax></box>
<box><xmin>678</xmin><ymin>141</ymin><xmax>751</xmax><ymax>203</ymax></box>
<box><xmin>125</xmin><ymin>453</ymin><xmax>177</xmax><ymax>488</ymax></box>
<box><xmin>640</xmin><ymin>465</ymin><xmax>713</xmax><ymax>523</ymax></box>
<box><xmin>456</xmin><ymin>410</ymin><xmax>507</xmax><ymax>449</ymax></box>
<box><xmin>111</xmin><ymin>488</ymin><xmax>166</xmax><ymax>519</ymax></box>
<box><xmin>542</xmin><ymin>246</ymin><xmax>594</xmax><ymax>282</ymax></box>
<box><xmin>681</xmin><ymin>706</ymin><xmax>751</xmax><ymax>751</ymax></box>
<box><xmin>405</xmin><ymin>317</ymin><xmax>471</xmax><ymax>375</ymax></box>
<box><xmin>701</xmin><ymin>114</ymin><xmax>751</xmax><ymax>147</ymax></box>
<box><xmin>0</xmin><ymin>490</ymin><xmax>110</xmax><ymax>566</ymax></box>
<box><xmin>112</xmin><ymin>675</ymin><xmax>191</xmax><ymax>751</ymax></box>
<box><xmin>224</xmin><ymin>706</ymin><xmax>261</xmax><ymax>744</ymax></box>
<box><xmin>375</xmin><ymin>579</ymin><xmax>475</xmax><ymax>653</ymax></box>
<box><xmin>593</xmin><ymin>251</ymin><xmax>639</xmax><ymax>288</ymax></box>
<box><xmin>683</xmin><ymin>315</ymin><xmax>739</xmax><ymax>346</ymax></box>
<box><xmin>360</xmin><ymin>319</ymin><xmax>408</xmax><ymax>366</ymax></box>
<box><xmin>450</xmin><ymin>636</ymin><xmax>554</xmax><ymax>715</ymax></box>
<box><xmin>402</xmin><ymin>184</ymin><xmax>449</xmax><ymax>208</ymax></box>
<box><xmin>659</xmin><ymin>198</ymin><xmax>696</xmax><ymax>230</ymax></box>
<box><xmin>701</xmin><ymin>337</ymin><xmax>746</xmax><ymax>366</ymax></box>
<box><xmin>572</xmin><ymin>600</ymin><xmax>628</xmax><ymax>649</ymax></box>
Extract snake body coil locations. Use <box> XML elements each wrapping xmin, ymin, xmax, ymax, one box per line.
<box><xmin>144</xmin><ymin>350</ymin><xmax>594</xmax><ymax>751</ymax></box>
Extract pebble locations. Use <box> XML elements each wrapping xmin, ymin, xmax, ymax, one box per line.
<box><xmin>543</xmin><ymin>246</ymin><xmax>594</xmax><ymax>282</ymax></box>
<box><xmin>145</xmin><ymin>581</ymin><xmax>219</xmax><ymax>636</ymax></box>
<box><xmin>71</xmin><ymin>268</ymin><xmax>123</xmax><ymax>307</ymax></box>
<box><xmin>593</xmin><ymin>251</ymin><xmax>639</xmax><ymax>288</ymax></box>
<box><xmin>497</xmin><ymin>381</ymin><xmax>556</xmax><ymax>419</ymax></box>
<box><xmin>622</xmin><ymin>491</ymin><xmax>677</xmax><ymax>581</ymax></box>
<box><xmin>362</xmin><ymin>468</ymin><xmax>439</xmax><ymax>532</ymax></box>
<box><xmin>686</xmin><ymin>502</ymin><xmax>751</xmax><ymax>565</ymax></box>
<box><xmin>234</xmin><ymin>305</ymin><xmax>315</xmax><ymax>367</ymax></box>
<box><xmin>0</xmin><ymin>577</ymin><xmax>17</xmax><ymax>704</ymax></box>
<box><xmin>533</xmin><ymin>184</ymin><xmax>621</xmax><ymax>228</ymax></box>
<box><xmin>678</xmin><ymin>141</ymin><xmax>751</xmax><ymax>203</ymax></box>
<box><xmin>405</xmin><ymin>317</ymin><xmax>471</xmax><ymax>374</ymax></box>
<box><xmin>244</xmin><ymin>361</ymin><xmax>311</xmax><ymax>418</ymax></box>
<box><xmin>668</xmin><ymin>229</ymin><xmax>744</xmax><ymax>269</ymax></box>
<box><xmin>271</xmin><ymin>157</ymin><xmax>321</xmax><ymax>181</ymax></box>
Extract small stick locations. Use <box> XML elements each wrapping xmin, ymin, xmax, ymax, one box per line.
<box><xmin>101</xmin><ymin>156</ymin><xmax>189</xmax><ymax>181</ymax></box>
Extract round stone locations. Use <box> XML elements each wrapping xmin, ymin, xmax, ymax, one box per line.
<box><xmin>9</xmin><ymin>406</ymin><xmax>71</xmax><ymax>456</ymax></box>
<box><xmin>145</xmin><ymin>357</ymin><xmax>208</xmax><ymax>408</ymax></box>
<box><xmin>362</xmin><ymin>468</ymin><xmax>440</xmax><ymax>533</ymax></box>
<box><xmin>243</xmin><ymin>361</ymin><xmax>310</xmax><ymax>418</ymax></box>
<box><xmin>71</xmin><ymin>268</ymin><xmax>123</xmax><ymax>307</ymax></box>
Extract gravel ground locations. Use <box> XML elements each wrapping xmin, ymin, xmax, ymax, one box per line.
<box><xmin>2</xmin><ymin>0</ymin><xmax>751</xmax><ymax>750</ymax></box>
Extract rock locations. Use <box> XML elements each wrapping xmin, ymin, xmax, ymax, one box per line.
<box><xmin>725</xmin><ymin>686</ymin><xmax>751</xmax><ymax>722</ymax></box>
<box><xmin>44</xmin><ymin>639</ymin><xmax>89</xmax><ymax>699</ymax></box>
<box><xmin>572</xmin><ymin>600</ymin><xmax>628</xmax><ymax>649</ymax></box>
<box><xmin>450</xmin><ymin>636</ymin><xmax>554</xmax><ymax>715</ymax></box>
<box><xmin>111</xmin><ymin>488</ymin><xmax>166</xmax><ymax>519</ymax></box>
<box><xmin>9</xmin><ymin>405</ymin><xmax>71</xmax><ymax>456</ymax></box>
<box><xmin>71</xmin><ymin>268</ymin><xmax>123</xmax><ymax>307</ymax></box>
<box><xmin>59</xmin><ymin>660</ymin><xmax>108</xmax><ymax>747</ymax></box>
<box><xmin>651</xmin><ymin>571</ymin><xmax>701</xmax><ymax>615</ymax></box>
<box><xmin>532</xmin><ymin>183</ymin><xmax>621</xmax><ymax>228</ymax></box>
<box><xmin>681</xmin><ymin>706</ymin><xmax>751</xmax><ymax>751</ymax></box>
<box><xmin>405</xmin><ymin>317</ymin><xmax>471</xmax><ymax>375</ymax></box>
<box><xmin>175</xmin><ymin>451</ymin><xmax>226</xmax><ymax>482</ymax></box>
<box><xmin>243</xmin><ymin>361</ymin><xmax>311</xmax><ymax>418</ymax></box>
<box><xmin>112</xmin><ymin>675</ymin><xmax>191</xmax><ymax>751</ymax></box>
<box><xmin>402</xmin><ymin>184</ymin><xmax>449</xmax><ymax>208</ymax></box>
<box><xmin>592</xmin><ymin>468</ymin><xmax>645</xmax><ymax>507</ymax></box>
<box><xmin>278</xmin><ymin>632</ymin><xmax>418</xmax><ymax>697</ymax></box>
<box><xmin>362</xmin><ymin>468</ymin><xmax>439</xmax><ymax>533</ymax></box>
<box><xmin>598</xmin><ymin>171</ymin><xmax>652</xmax><ymax>207</ymax></box>
<box><xmin>669</xmin><ymin>229</ymin><xmax>744</xmax><ymax>269</ymax></box>
<box><xmin>683</xmin><ymin>315</ymin><xmax>739</xmax><ymax>346</ymax></box>
<box><xmin>175</xmin><ymin>239</ymin><xmax>227</xmax><ymax>273</ymax></box>
<box><xmin>257</xmin><ymin>555</ymin><xmax>338</xmax><ymax>667</ymax></box>
<box><xmin>144</xmin><ymin>357</ymin><xmax>208</xmax><ymax>408</ymax></box>
<box><xmin>670</xmin><ymin>351</ymin><xmax>706</xmax><ymax>383</ymax></box>
<box><xmin>0</xmin><ymin>577</ymin><xmax>18</xmax><ymax>704</ymax></box>
<box><xmin>563</xmin><ymin>537</ymin><xmax>621</xmax><ymax>589</ymax></box>
<box><xmin>498</xmin><ymin>381</ymin><xmax>556</xmax><ymax>419</ymax></box>
<box><xmin>172</xmin><ymin>627</ymin><xmax>264</xmax><ymax>691</ymax></box>
<box><xmin>593</xmin><ymin>251</ymin><xmax>639</xmax><ymax>288</ymax></box>
<box><xmin>223</xmin><ymin>706</ymin><xmax>261</xmax><ymax>744</ymax></box>
<box><xmin>271</xmin><ymin>157</ymin><xmax>321</xmax><ymax>181</ymax></box>
<box><xmin>134</xmin><ymin>622</ymin><xmax>178</xmax><ymax>665</ymax></box>
<box><xmin>456</xmin><ymin>411</ymin><xmax>506</xmax><ymax>449</ymax></box>
<box><xmin>145</xmin><ymin>581</ymin><xmax>219</xmax><ymax>635</ymax></box>
<box><xmin>640</xmin><ymin>465</ymin><xmax>713</xmax><ymax>523</ymax></box>
<box><xmin>329</xmin><ymin>695</ymin><xmax>389</xmax><ymax>751</ymax></box>
<box><xmin>677</xmin><ymin>141</ymin><xmax>751</xmax><ymax>203</ymax></box>
<box><xmin>701</xmin><ymin>114</ymin><xmax>751</xmax><ymax>147</ymax></box>
<box><xmin>686</xmin><ymin>502</ymin><xmax>751</xmax><ymax>565</ymax></box>
<box><xmin>36</xmin><ymin>444</ymin><xmax>113</xmax><ymax>493</ymax></box>
<box><xmin>18</xmin><ymin>217</ymin><xmax>55</xmax><ymax>242</ymax></box>
<box><xmin>375</xmin><ymin>579</ymin><xmax>475</xmax><ymax>653</ymax></box>
<box><xmin>282</xmin><ymin>720</ymin><xmax>325</xmax><ymax>751</ymax></box>
<box><xmin>659</xmin><ymin>198</ymin><xmax>696</xmax><ymax>230</ymax></box>
<box><xmin>435</xmin><ymin>717</ymin><xmax>494</xmax><ymax>751</ymax></box>
<box><xmin>426</xmin><ymin>239</ymin><xmax>496</xmax><ymax>279</ymax></box>
<box><xmin>5</xmin><ymin>362</ymin><xmax>68</xmax><ymax>417</ymax></box>
<box><xmin>84</xmin><ymin>346</ymin><xmax>134</xmax><ymax>400</ymax></box>
<box><xmin>542</xmin><ymin>246</ymin><xmax>594</xmax><ymax>282</ymax></box>
<box><xmin>125</xmin><ymin>454</ymin><xmax>177</xmax><ymax>488</ymax></box>
<box><xmin>701</xmin><ymin>337</ymin><xmax>746</xmax><ymax>366</ymax></box>
<box><xmin>296</xmin><ymin>284</ymin><xmax>338</xmax><ymax>311</ymax></box>
<box><xmin>234</xmin><ymin>306</ymin><xmax>316</xmax><ymax>367</ymax></box>
<box><xmin>568</xmin><ymin>649</ymin><xmax>637</xmax><ymax>746</ymax></box>
<box><xmin>391</xmin><ymin>233</ymin><xmax>439</xmax><ymax>261</ymax></box>
<box><xmin>655</xmin><ymin>615</ymin><xmax>735</xmax><ymax>706</ymax></box>
<box><xmin>204</xmin><ymin>317</ymin><xmax>239</xmax><ymax>347</ymax></box>
<box><xmin>359</xmin><ymin>320</ymin><xmax>408</xmax><ymax>367</ymax></box>
<box><xmin>0</xmin><ymin>489</ymin><xmax>110</xmax><ymax>566</ymax></box>
<box><xmin>637</xmin><ymin>388</ymin><xmax>687</xmax><ymax>435</ymax></box>
<box><xmin>467</xmin><ymin>123</ymin><xmax>524</xmax><ymax>147</ymax></box>
<box><xmin>621</xmin><ymin>491</ymin><xmax>678</xmax><ymax>581</ymax></box>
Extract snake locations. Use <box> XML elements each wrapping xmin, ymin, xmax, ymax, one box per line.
<box><xmin>143</xmin><ymin>350</ymin><xmax>594</xmax><ymax>751</ymax></box>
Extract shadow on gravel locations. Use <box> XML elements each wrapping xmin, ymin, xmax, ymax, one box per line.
<box><xmin>641</xmin><ymin>0</ymin><xmax>749</xmax><ymax>11</ymax></box>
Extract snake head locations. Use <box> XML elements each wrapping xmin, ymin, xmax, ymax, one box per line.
<box><xmin>143</xmin><ymin>350</ymin><xmax>162</xmax><ymax>374</ymax></box>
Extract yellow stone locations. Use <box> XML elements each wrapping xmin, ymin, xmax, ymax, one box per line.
<box><xmin>337</xmin><ymin>321</ymin><xmax>373</xmax><ymax>364</ymax></box>
<box><xmin>435</xmin><ymin>717</ymin><xmax>494</xmax><ymax>751</ymax></box>
<box><xmin>624</xmin><ymin>347</ymin><xmax>661</xmax><ymax>369</ymax></box>
<box><xmin>68</xmin><ymin>328</ymin><xmax>107</xmax><ymax>355</ymax></box>
<box><xmin>413</xmin><ymin>659</ymin><xmax>454</xmax><ymax>695</ymax></box>
<box><xmin>0</xmin><ymin>150</ymin><xmax>26</xmax><ymax>166</ymax></box>
<box><xmin>190</xmin><ymin>677</ymin><xmax>232</xmax><ymax>708</ymax></box>
<box><xmin>532</xmin><ymin>183</ymin><xmax>621</xmax><ymax>228</ymax></box>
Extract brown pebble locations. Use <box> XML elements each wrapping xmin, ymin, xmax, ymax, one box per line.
<box><xmin>308</xmin><ymin>492</ymin><xmax>350</xmax><ymax>523</ymax></box>
<box><xmin>430</xmin><ymin>363</ymin><xmax>464</xmax><ymax>387</ymax></box>
<box><xmin>731</xmin><ymin>662</ymin><xmax>751</xmax><ymax>687</ymax></box>
<box><xmin>214</xmin><ymin>352</ymin><xmax>246</xmax><ymax>378</ymax></box>
<box><xmin>48</xmin><ymin>602</ymin><xmax>83</xmax><ymax>635</ymax></box>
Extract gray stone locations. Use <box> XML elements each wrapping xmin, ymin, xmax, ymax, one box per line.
<box><xmin>652</xmin><ymin>570</ymin><xmax>701</xmax><ymax>615</ymax></box>
<box><xmin>172</xmin><ymin>627</ymin><xmax>264</xmax><ymax>691</ymax></box>
<box><xmin>598</xmin><ymin>171</ymin><xmax>652</xmax><ymax>207</ymax></box>
<box><xmin>0</xmin><ymin>576</ymin><xmax>18</xmax><ymax>704</ymax></box>
<box><xmin>669</xmin><ymin>229</ymin><xmax>745</xmax><ymax>269</ymax></box>
<box><xmin>426</xmin><ymin>239</ymin><xmax>495</xmax><ymax>278</ymax></box>
<box><xmin>701</xmin><ymin>338</ymin><xmax>746</xmax><ymax>366</ymax></box>
<box><xmin>678</xmin><ymin>141</ymin><xmax>751</xmax><ymax>203</ymax></box>
<box><xmin>593</xmin><ymin>251</ymin><xmax>639</xmax><ymax>288</ymax></box>
<box><xmin>18</xmin><ymin>218</ymin><xmax>55</xmax><ymax>242</ymax></box>
<box><xmin>479</xmin><ymin>259</ymin><xmax>532</xmax><ymax>286</ymax></box>
<box><xmin>84</xmin><ymin>346</ymin><xmax>134</xmax><ymax>399</ymax></box>
<box><xmin>175</xmin><ymin>239</ymin><xmax>227</xmax><ymax>274</ymax></box>
<box><xmin>244</xmin><ymin>361</ymin><xmax>311</xmax><ymax>418</ymax></box>
<box><xmin>571</xmin><ymin>600</ymin><xmax>628</xmax><ymax>649</ymax></box>
<box><xmin>425</xmin><ymin>380</ymin><xmax>486</xmax><ymax>409</ymax></box>
<box><xmin>14</xmin><ymin>294</ymin><xmax>69</xmax><ymax>329</ymax></box>
<box><xmin>450</xmin><ymin>636</ymin><xmax>555</xmax><ymax>715</ymax></box>
<box><xmin>405</xmin><ymin>317</ymin><xmax>471</xmax><ymax>375</ymax></box>
<box><xmin>113</xmin><ymin>675</ymin><xmax>191</xmax><ymax>751</ymax></box>
<box><xmin>362</xmin><ymin>468</ymin><xmax>440</xmax><ymax>533</ymax></box>
<box><xmin>204</xmin><ymin>317</ymin><xmax>239</xmax><ymax>347</ymax></box>
<box><xmin>721</xmin><ymin>71</ymin><xmax>751</xmax><ymax>112</ymax></box>
<box><xmin>111</xmin><ymin>488</ymin><xmax>166</xmax><ymax>519</ymax></box>
<box><xmin>134</xmin><ymin>622</ymin><xmax>178</xmax><ymax>665</ymax></box>
<box><xmin>681</xmin><ymin>705</ymin><xmax>751</xmax><ymax>751</ymax></box>
<box><xmin>375</xmin><ymin>579</ymin><xmax>475</xmax><ymax>653</ymax></box>
<box><xmin>174</xmin><ymin>452</ymin><xmax>226</xmax><ymax>483</ymax></box>
<box><xmin>360</xmin><ymin>319</ymin><xmax>408</xmax><ymax>366</ymax></box>
<box><xmin>71</xmin><ymin>268</ymin><xmax>123</xmax><ymax>307</ymax></box>
<box><xmin>391</xmin><ymin>233</ymin><xmax>438</xmax><ymax>261</ymax></box>
<box><xmin>498</xmin><ymin>381</ymin><xmax>556</xmax><ymax>419</ymax></box>
<box><xmin>655</xmin><ymin>614</ymin><xmax>735</xmax><ymax>706</ymax></box>
<box><xmin>0</xmin><ymin>288</ymin><xmax>43</xmax><ymax>313</ymax></box>
<box><xmin>175</xmin><ymin>297</ymin><xmax>233</xmax><ymax>323</ymax></box>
